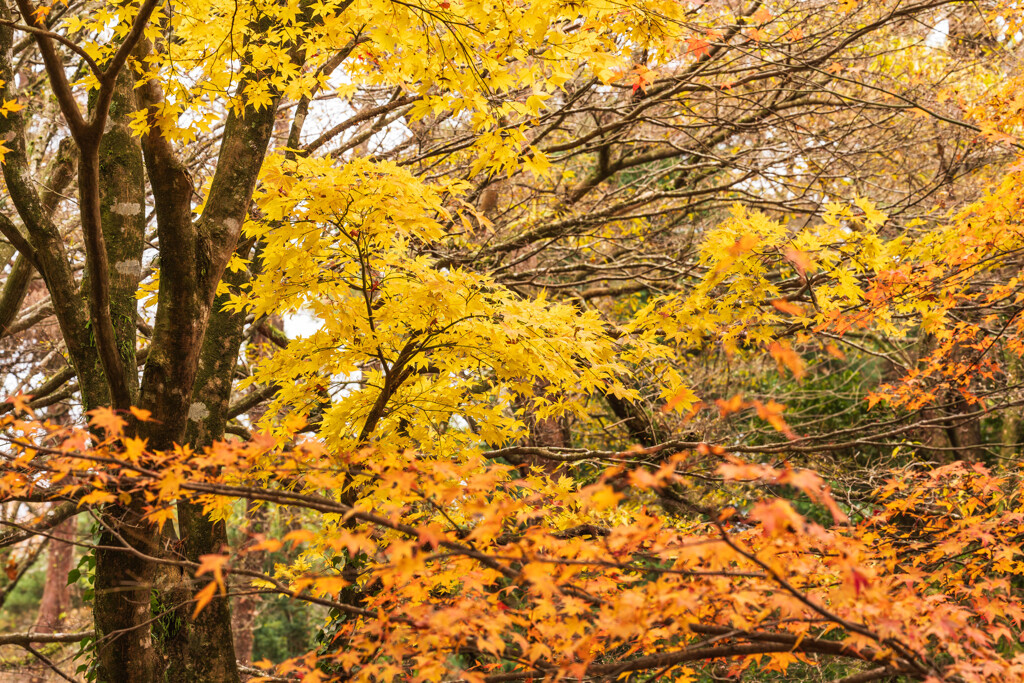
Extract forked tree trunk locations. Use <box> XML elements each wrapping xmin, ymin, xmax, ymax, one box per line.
<box><xmin>0</xmin><ymin>0</ymin><xmax>306</xmax><ymax>676</ymax></box>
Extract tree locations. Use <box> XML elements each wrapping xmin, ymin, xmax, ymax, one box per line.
<box><xmin>0</xmin><ymin>0</ymin><xmax>1023</xmax><ymax>681</ymax></box>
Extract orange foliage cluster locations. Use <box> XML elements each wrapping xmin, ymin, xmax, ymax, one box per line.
<box><xmin>1</xmin><ymin>406</ymin><xmax>1022</xmax><ymax>682</ymax></box>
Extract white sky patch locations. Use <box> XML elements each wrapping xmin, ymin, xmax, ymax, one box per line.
<box><xmin>283</xmin><ymin>309</ymin><xmax>322</xmax><ymax>338</ymax></box>
<box><xmin>926</xmin><ymin>18</ymin><xmax>950</xmax><ymax>48</ymax></box>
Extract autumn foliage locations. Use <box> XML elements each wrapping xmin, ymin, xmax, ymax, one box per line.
<box><xmin>3</xmin><ymin>400</ymin><xmax>1024</xmax><ymax>681</ymax></box>
<box><xmin>1</xmin><ymin>0</ymin><xmax>1024</xmax><ymax>681</ymax></box>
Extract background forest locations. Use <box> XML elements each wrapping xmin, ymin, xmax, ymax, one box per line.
<box><xmin>1</xmin><ymin>0</ymin><xmax>1023</xmax><ymax>681</ymax></box>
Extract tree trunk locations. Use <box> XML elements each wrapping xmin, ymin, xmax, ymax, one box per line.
<box><xmin>1</xmin><ymin>4</ymin><xmax>282</xmax><ymax>680</ymax></box>
<box><xmin>514</xmin><ymin>379</ymin><xmax>571</xmax><ymax>473</ymax></box>
<box><xmin>233</xmin><ymin>499</ymin><xmax>267</xmax><ymax>665</ymax></box>
<box><xmin>605</xmin><ymin>391</ymin><xmax>663</xmax><ymax>447</ymax></box>
<box><xmin>156</xmin><ymin>245</ymin><xmax>254</xmax><ymax>683</ymax></box>
<box><xmin>32</xmin><ymin>514</ymin><xmax>75</xmax><ymax>631</ymax></box>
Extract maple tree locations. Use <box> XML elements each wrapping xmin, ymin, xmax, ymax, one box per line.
<box><xmin>0</xmin><ymin>0</ymin><xmax>1023</xmax><ymax>681</ymax></box>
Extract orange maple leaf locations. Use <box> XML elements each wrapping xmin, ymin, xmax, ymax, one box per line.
<box><xmin>771</xmin><ymin>299</ymin><xmax>804</xmax><ymax>316</ymax></box>
<box><xmin>769</xmin><ymin>341</ymin><xmax>806</xmax><ymax>380</ymax></box>
<box><xmin>192</xmin><ymin>582</ymin><xmax>219</xmax><ymax>618</ymax></box>
<box><xmin>686</xmin><ymin>36</ymin><xmax>711</xmax><ymax>58</ymax></box>
<box><xmin>87</xmin><ymin>407</ymin><xmax>126</xmax><ymax>436</ymax></box>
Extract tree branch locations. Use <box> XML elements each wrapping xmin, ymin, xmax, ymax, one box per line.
<box><xmin>0</xmin><ymin>213</ymin><xmax>38</xmax><ymax>270</ymax></box>
<box><xmin>12</xmin><ymin>0</ymin><xmax>86</xmax><ymax>136</ymax></box>
<box><xmin>0</xmin><ymin>501</ymin><xmax>80</xmax><ymax>549</ymax></box>
<box><xmin>0</xmin><ymin>631</ymin><xmax>95</xmax><ymax>646</ymax></box>
<box><xmin>22</xmin><ymin>644</ymin><xmax>77</xmax><ymax>683</ymax></box>
<box><xmin>0</xmin><ymin>18</ymin><xmax>102</xmax><ymax>76</ymax></box>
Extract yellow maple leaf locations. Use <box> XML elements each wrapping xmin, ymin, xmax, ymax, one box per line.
<box><xmin>661</xmin><ymin>385</ymin><xmax>698</xmax><ymax>414</ymax></box>
<box><xmin>79</xmin><ymin>489</ymin><xmax>117</xmax><ymax>506</ymax></box>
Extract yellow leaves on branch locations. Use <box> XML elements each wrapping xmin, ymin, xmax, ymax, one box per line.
<box><xmin>622</xmin><ymin>189</ymin><xmax>1022</xmax><ymax>404</ymax></box>
<box><xmin>4</xmin><ymin>0</ymin><xmax>1024</xmax><ymax>677</ymax></box>
<box><xmin>234</xmin><ymin>154</ymin><xmax>640</xmax><ymax>451</ymax></box>
<box><xmin>48</xmin><ymin>0</ymin><xmax>731</xmax><ymax>145</ymax></box>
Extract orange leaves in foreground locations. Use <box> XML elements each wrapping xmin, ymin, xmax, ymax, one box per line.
<box><xmin>768</xmin><ymin>340</ymin><xmax>805</xmax><ymax>380</ymax></box>
<box><xmin>718</xmin><ymin>457</ymin><xmax>849</xmax><ymax>525</ymax></box>
<box><xmin>193</xmin><ymin>554</ymin><xmax>230</xmax><ymax>617</ymax></box>
<box><xmin>1</xmin><ymin>410</ymin><xmax>1023</xmax><ymax>681</ymax></box>
<box><xmin>714</xmin><ymin>394</ymin><xmax>797</xmax><ymax>439</ymax></box>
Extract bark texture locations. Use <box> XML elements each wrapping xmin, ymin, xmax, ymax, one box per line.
<box><xmin>1</xmin><ymin>3</ymin><xmax>309</xmax><ymax>681</ymax></box>
<box><xmin>32</xmin><ymin>515</ymin><xmax>75</xmax><ymax>632</ymax></box>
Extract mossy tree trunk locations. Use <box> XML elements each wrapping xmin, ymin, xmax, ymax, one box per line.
<box><xmin>0</xmin><ymin>8</ymin><xmax>280</xmax><ymax>680</ymax></box>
